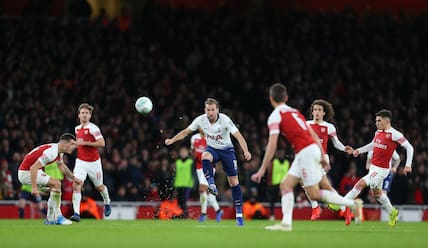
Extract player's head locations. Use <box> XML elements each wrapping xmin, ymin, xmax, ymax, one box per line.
<box><xmin>78</xmin><ymin>103</ymin><xmax>94</xmax><ymax>123</ymax></box>
<box><xmin>311</xmin><ymin>99</ymin><xmax>334</xmax><ymax>122</ymax></box>
<box><xmin>204</xmin><ymin>98</ymin><xmax>219</xmax><ymax>122</ymax></box>
<box><xmin>375</xmin><ymin>109</ymin><xmax>392</xmax><ymax>130</ymax></box>
<box><xmin>269</xmin><ymin>83</ymin><xmax>288</xmax><ymax>106</ymax></box>
<box><xmin>59</xmin><ymin>133</ymin><xmax>77</xmax><ymax>154</ymax></box>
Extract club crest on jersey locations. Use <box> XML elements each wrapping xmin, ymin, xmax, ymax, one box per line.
<box><xmin>84</xmin><ymin>130</ymin><xmax>89</xmax><ymax>135</ymax></box>
<box><xmin>321</xmin><ymin>127</ymin><xmax>326</xmax><ymax>133</ymax></box>
<box><xmin>385</xmin><ymin>134</ymin><xmax>391</xmax><ymax>139</ymax></box>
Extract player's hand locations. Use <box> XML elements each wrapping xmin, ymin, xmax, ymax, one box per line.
<box><xmin>73</xmin><ymin>176</ymin><xmax>83</xmax><ymax>185</ymax></box>
<box><xmin>321</xmin><ymin>158</ymin><xmax>331</xmax><ymax>172</ymax></box>
<box><xmin>251</xmin><ymin>169</ymin><xmax>265</xmax><ymax>183</ymax></box>
<box><xmin>165</xmin><ymin>138</ymin><xmax>173</xmax><ymax>146</ymax></box>
<box><xmin>344</xmin><ymin>146</ymin><xmax>353</xmax><ymax>154</ymax></box>
<box><xmin>243</xmin><ymin>151</ymin><xmax>252</xmax><ymax>161</ymax></box>
<box><xmin>402</xmin><ymin>166</ymin><xmax>412</xmax><ymax>175</ymax></box>
<box><xmin>31</xmin><ymin>187</ymin><xmax>40</xmax><ymax>197</ymax></box>
<box><xmin>352</xmin><ymin>149</ymin><xmax>360</xmax><ymax>157</ymax></box>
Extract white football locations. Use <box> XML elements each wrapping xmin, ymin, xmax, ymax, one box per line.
<box><xmin>135</xmin><ymin>96</ymin><xmax>153</xmax><ymax>114</ymax></box>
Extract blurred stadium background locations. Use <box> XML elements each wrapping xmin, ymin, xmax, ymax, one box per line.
<box><xmin>0</xmin><ymin>0</ymin><xmax>428</xmax><ymax>222</ymax></box>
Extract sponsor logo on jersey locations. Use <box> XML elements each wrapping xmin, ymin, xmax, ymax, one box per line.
<box><xmin>207</xmin><ymin>134</ymin><xmax>222</xmax><ymax>141</ymax></box>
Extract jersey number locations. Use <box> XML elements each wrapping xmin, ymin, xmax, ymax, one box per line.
<box><xmin>292</xmin><ymin>113</ymin><xmax>307</xmax><ymax>130</ymax></box>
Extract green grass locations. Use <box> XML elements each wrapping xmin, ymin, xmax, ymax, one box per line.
<box><xmin>1</xmin><ymin>219</ymin><xmax>427</xmax><ymax>248</ymax></box>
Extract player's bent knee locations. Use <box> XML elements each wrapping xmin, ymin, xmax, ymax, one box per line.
<box><xmin>201</xmin><ymin>152</ymin><xmax>213</xmax><ymax>161</ymax></box>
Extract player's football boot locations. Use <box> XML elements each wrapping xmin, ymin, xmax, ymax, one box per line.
<box><xmin>207</xmin><ymin>184</ymin><xmax>218</xmax><ymax>196</ymax></box>
<box><xmin>344</xmin><ymin>207</ymin><xmax>352</xmax><ymax>226</ymax></box>
<box><xmin>236</xmin><ymin>217</ymin><xmax>244</xmax><ymax>226</ymax></box>
<box><xmin>265</xmin><ymin>223</ymin><xmax>292</xmax><ymax>231</ymax></box>
<box><xmin>310</xmin><ymin>206</ymin><xmax>322</xmax><ymax>220</ymax></box>
<box><xmin>216</xmin><ymin>209</ymin><xmax>224</xmax><ymax>222</ymax></box>
<box><xmin>389</xmin><ymin>208</ymin><xmax>399</xmax><ymax>227</ymax></box>
<box><xmin>104</xmin><ymin>204</ymin><xmax>112</xmax><ymax>217</ymax></box>
<box><xmin>327</xmin><ymin>203</ymin><xmax>340</xmax><ymax>211</ymax></box>
<box><xmin>198</xmin><ymin>214</ymin><xmax>207</xmax><ymax>222</ymax></box>
<box><xmin>353</xmin><ymin>199</ymin><xmax>364</xmax><ymax>225</ymax></box>
<box><xmin>56</xmin><ymin>215</ymin><xmax>72</xmax><ymax>225</ymax></box>
<box><xmin>70</xmin><ymin>213</ymin><xmax>81</xmax><ymax>222</ymax></box>
<box><xmin>44</xmin><ymin>219</ymin><xmax>56</xmax><ymax>225</ymax></box>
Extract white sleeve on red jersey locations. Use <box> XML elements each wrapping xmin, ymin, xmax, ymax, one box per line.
<box><xmin>326</xmin><ymin>122</ymin><xmax>346</xmax><ymax>151</ymax></box>
<box><xmin>391</xmin><ymin>128</ymin><xmax>414</xmax><ymax>167</ymax></box>
<box><xmin>38</xmin><ymin>145</ymin><xmax>58</xmax><ymax>166</ymax></box>
<box><xmin>89</xmin><ymin>123</ymin><xmax>103</xmax><ymax>140</ymax></box>
<box><xmin>267</xmin><ymin>109</ymin><xmax>281</xmax><ymax>135</ymax></box>
<box><xmin>357</xmin><ymin>141</ymin><xmax>374</xmax><ymax>154</ymax></box>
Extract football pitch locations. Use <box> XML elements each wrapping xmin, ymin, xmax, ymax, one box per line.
<box><xmin>1</xmin><ymin>219</ymin><xmax>427</xmax><ymax>248</ymax></box>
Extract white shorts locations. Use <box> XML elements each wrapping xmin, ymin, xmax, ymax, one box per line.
<box><xmin>196</xmin><ymin>168</ymin><xmax>208</xmax><ymax>186</ymax></box>
<box><xmin>74</xmin><ymin>158</ymin><xmax>103</xmax><ymax>187</ymax></box>
<box><xmin>18</xmin><ymin>170</ymin><xmax>50</xmax><ymax>186</ymax></box>
<box><xmin>362</xmin><ymin>164</ymin><xmax>390</xmax><ymax>189</ymax></box>
<box><xmin>288</xmin><ymin>144</ymin><xmax>323</xmax><ymax>187</ymax></box>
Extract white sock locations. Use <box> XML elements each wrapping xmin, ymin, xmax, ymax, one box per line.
<box><xmin>50</xmin><ymin>191</ymin><xmax>62</xmax><ymax>217</ymax></box>
<box><xmin>208</xmin><ymin>193</ymin><xmax>220</xmax><ymax>212</ymax></box>
<box><xmin>73</xmin><ymin>192</ymin><xmax>81</xmax><ymax>214</ymax></box>
<box><xmin>47</xmin><ymin>197</ymin><xmax>54</xmax><ymax>220</ymax></box>
<box><xmin>321</xmin><ymin>190</ymin><xmax>354</xmax><ymax>207</ymax></box>
<box><xmin>377</xmin><ymin>193</ymin><xmax>393</xmax><ymax>214</ymax></box>
<box><xmin>345</xmin><ymin>188</ymin><xmax>361</xmax><ymax>200</ymax></box>
<box><xmin>200</xmin><ymin>192</ymin><xmax>208</xmax><ymax>214</ymax></box>
<box><xmin>100</xmin><ymin>186</ymin><xmax>111</xmax><ymax>205</ymax></box>
<box><xmin>339</xmin><ymin>188</ymin><xmax>362</xmax><ymax>212</ymax></box>
<box><xmin>281</xmin><ymin>192</ymin><xmax>294</xmax><ymax>226</ymax></box>
<box><xmin>304</xmin><ymin>190</ymin><xmax>319</xmax><ymax>208</ymax></box>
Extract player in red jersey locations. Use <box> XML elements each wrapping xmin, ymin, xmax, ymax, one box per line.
<box><xmin>17</xmin><ymin>133</ymin><xmax>82</xmax><ymax>225</ymax></box>
<box><xmin>191</xmin><ymin>131</ymin><xmax>223</xmax><ymax>222</ymax></box>
<box><xmin>251</xmin><ymin>83</ymin><xmax>362</xmax><ymax>231</ymax></box>
<box><xmin>305</xmin><ymin>99</ymin><xmax>353</xmax><ymax>220</ymax></box>
<box><xmin>70</xmin><ymin>103</ymin><xmax>111</xmax><ymax>222</ymax></box>
<box><xmin>342</xmin><ymin>109</ymin><xmax>414</xmax><ymax>227</ymax></box>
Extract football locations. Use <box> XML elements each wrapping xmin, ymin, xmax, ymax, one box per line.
<box><xmin>135</xmin><ymin>96</ymin><xmax>153</xmax><ymax>114</ymax></box>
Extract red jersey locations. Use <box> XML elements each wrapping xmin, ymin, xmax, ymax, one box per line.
<box><xmin>190</xmin><ymin>133</ymin><xmax>207</xmax><ymax>169</ymax></box>
<box><xmin>75</xmin><ymin>122</ymin><xmax>103</xmax><ymax>162</ymax></box>
<box><xmin>371</xmin><ymin>128</ymin><xmax>407</xmax><ymax>169</ymax></box>
<box><xmin>18</xmin><ymin>144</ymin><xmax>62</xmax><ymax>171</ymax></box>
<box><xmin>268</xmin><ymin>104</ymin><xmax>314</xmax><ymax>153</ymax></box>
<box><xmin>306</xmin><ymin>120</ymin><xmax>337</xmax><ymax>153</ymax></box>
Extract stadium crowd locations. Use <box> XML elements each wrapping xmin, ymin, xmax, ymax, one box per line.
<box><xmin>1</xmin><ymin>4</ymin><xmax>428</xmax><ymax>205</ymax></box>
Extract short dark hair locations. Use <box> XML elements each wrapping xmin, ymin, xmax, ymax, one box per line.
<box><xmin>311</xmin><ymin>99</ymin><xmax>335</xmax><ymax>122</ymax></box>
<box><xmin>375</xmin><ymin>109</ymin><xmax>392</xmax><ymax>120</ymax></box>
<box><xmin>60</xmin><ymin>133</ymin><xmax>76</xmax><ymax>142</ymax></box>
<box><xmin>269</xmin><ymin>83</ymin><xmax>288</xmax><ymax>103</ymax></box>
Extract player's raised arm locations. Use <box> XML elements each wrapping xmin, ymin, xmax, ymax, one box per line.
<box><xmin>232</xmin><ymin>131</ymin><xmax>251</xmax><ymax>161</ymax></box>
<box><xmin>165</xmin><ymin>128</ymin><xmax>193</xmax><ymax>146</ymax></box>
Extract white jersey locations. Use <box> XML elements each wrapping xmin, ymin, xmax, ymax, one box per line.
<box><xmin>188</xmin><ymin>113</ymin><xmax>238</xmax><ymax>149</ymax></box>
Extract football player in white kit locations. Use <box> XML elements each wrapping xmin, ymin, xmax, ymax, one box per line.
<box><xmin>165</xmin><ymin>98</ymin><xmax>252</xmax><ymax>226</ymax></box>
<box><xmin>70</xmin><ymin>103</ymin><xmax>112</xmax><ymax>222</ymax></box>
